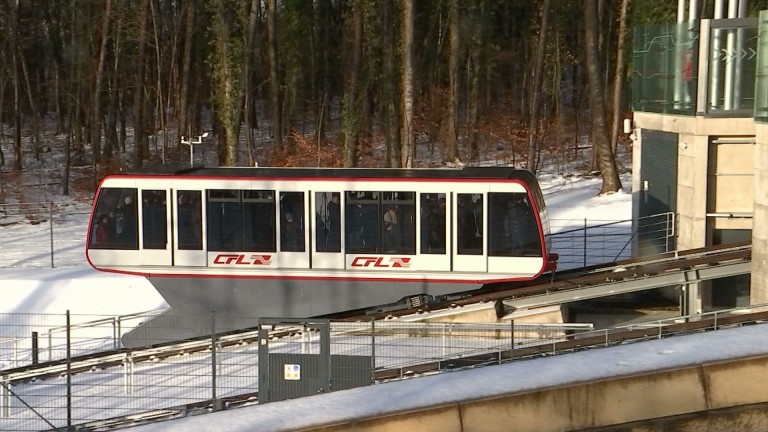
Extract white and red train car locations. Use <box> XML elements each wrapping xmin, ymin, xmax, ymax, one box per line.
<box><xmin>86</xmin><ymin>166</ymin><xmax>556</xmax><ymax>319</ymax></box>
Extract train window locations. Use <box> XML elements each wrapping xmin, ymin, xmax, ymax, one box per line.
<box><xmin>346</xmin><ymin>191</ymin><xmax>415</xmax><ymax>254</ymax></box>
<box><xmin>207</xmin><ymin>189</ymin><xmax>244</xmax><ymax>251</ymax></box>
<box><xmin>488</xmin><ymin>192</ymin><xmax>541</xmax><ymax>257</ymax></box>
<box><xmin>90</xmin><ymin>187</ymin><xmax>138</xmax><ymax>250</ymax></box>
<box><xmin>280</xmin><ymin>192</ymin><xmax>305</xmax><ymax>252</ymax></box>
<box><xmin>207</xmin><ymin>189</ymin><xmax>277</xmax><ymax>252</ymax></box>
<box><xmin>315</xmin><ymin>192</ymin><xmax>341</xmax><ymax>252</ymax></box>
<box><xmin>243</xmin><ymin>190</ymin><xmax>276</xmax><ymax>252</ymax></box>
<box><xmin>142</xmin><ymin>190</ymin><xmax>167</xmax><ymax>249</ymax></box>
<box><xmin>178</xmin><ymin>191</ymin><xmax>202</xmax><ymax>250</ymax></box>
<box><xmin>457</xmin><ymin>193</ymin><xmax>482</xmax><ymax>255</ymax></box>
<box><xmin>420</xmin><ymin>193</ymin><xmax>446</xmax><ymax>254</ymax></box>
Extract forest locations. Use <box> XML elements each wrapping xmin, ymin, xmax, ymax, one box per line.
<box><xmin>0</xmin><ymin>1</ymin><xmax>765</xmax><ymax>196</ymax></box>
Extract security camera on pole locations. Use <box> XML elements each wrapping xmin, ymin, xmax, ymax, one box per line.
<box><xmin>180</xmin><ymin>132</ymin><xmax>209</xmax><ymax>166</ymax></box>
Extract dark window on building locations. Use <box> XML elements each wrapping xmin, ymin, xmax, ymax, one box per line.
<box><xmin>142</xmin><ymin>190</ymin><xmax>167</xmax><ymax>249</ymax></box>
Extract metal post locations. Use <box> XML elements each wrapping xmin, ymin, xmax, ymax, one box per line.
<box><xmin>49</xmin><ymin>202</ymin><xmax>54</xmax><ymax>268</ymax></box>
<box><xmin>211</xmin><ymin>311</ymin><xmax>218</xmax><ymax>410</ymax></box>
<box><xmin>31</xmin><ymin>332</ymin><xmax>38</xmax><ymax>365</ymax></box>
<box><xmin>66</xmin><ymin>310</ymin><xmax>72</xmax><ymax>429</ymax></box>
<box><xmin>583</xmin><ymin>218</ymin><xmax>588</xmax><ymax>268</ymax></box>
<box><xmin>370</xmin><ymin>320</ymin><xmax>376</xmax><ymax>385</ymax></box>
<box><xmin>1</xmin><ymin>376</ymin><xmax>9</xmax><ymax>418</ymax></box>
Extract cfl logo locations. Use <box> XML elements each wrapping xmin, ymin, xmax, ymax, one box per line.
<box><xmin>213</xmin><ymin>254</ymin><xmax>273</xmax><ymax>265</ymax></box>
<box><xmin>351</xmin><ymin>257</ymin><xmax>412</xmax><ymax>268</ymax></box>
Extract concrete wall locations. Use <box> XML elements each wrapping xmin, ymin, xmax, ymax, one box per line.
<box><xmin>294</xmin><ymin>354</ymin><xmax>768</xmax><ymax>432</ymax></box>
<box><xmin>632</xmin><ymin>113</ymin><xmax>764</xmax><ymax>306</ymax></box>
<box><xmin>632</xmin><ymin>113</ymin><xmax>755</xmax><ymax>251</ymax></box>
<box><xmin>754</xmin><ymin>123</ymin><xmax>768</xmax><ymax>305</ymax></box>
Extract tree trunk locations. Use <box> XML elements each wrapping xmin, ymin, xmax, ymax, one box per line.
<box><xmin>133</xmin><ymin>0</ymin><xmax>150</xmax><ymax>168</ymax></box>
<box><xmin>382</xmin><ymin>0</ymin><xmax>399</xmax><ymax>167</ymax></box>
<box><xmin>10</xmin><ymin>0</ymin><xmax>22</xmax><ymax>171</ymax></box>
<box><xmin>610</xmin><ymin>0</ymin><xmax>630</xmax><ymax>154</ymax></box>
<box><xmin>178</xmin><ymin>1</ymin><xmax>196</xmax><ymax>146</ymax></box>
<box><xmin>400</xmin><ymin>0</ymin><xmax>414</xmax><ymax>168</ymax></box>
<box><xmin>343</xmin><ymin>0</ymin><xmax>364</xmax><ymax>167</ymax></box>
<box><xmin>444</xmin><ymin>0</ymin><xmax>459</xmax><ymax>164</ymax></box>
<box><xmin>93</xmin><ymin>0</ymin><xmax>112</xmax><ymax>166</ymax></box>
<box><xmin>526</xmin><ymin>0</ymin><xmax>550</xmax><ymax>174</ymax></box>
<box><xmin>267</xmin><ymin>0</ymin><xmax>283</xmax><ymax>152</ymax></box>
<box><xmin>243</xmin><ymin>0</ymin><xmax>260</xmax><ymax>167</ymax></box>
<box><xmin>583</xmin><ymin>0</ymin><xmax>622</xmax><ymax>194</ymax></box>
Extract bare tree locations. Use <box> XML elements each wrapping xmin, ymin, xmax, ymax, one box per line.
<box><xmin>444</xmin><ymin>0</ymin><xmax>460</xmax><ymax>165</ymax></box>
<box><xmin>583</xmin><ymin>0</ymin><xmax>622</xmax><ymax>194</ymax></box>
<box><xmin>400</xmin><ymin>0</ymin><xmax>414</xmax><ymax>168</ymax></box>
<box><xmin>526</xmin><ymin>0</ymin><xmax>550</xmax><ymax>173</ymax></box>
<box><xmin>92</xmin><ymin>0</ymin><xmax>112</xmax><ymax>166</ymax></box>
<box><xmin>133</xmin><ymin>0</ymin><xmax>150</xmax><ymax>168</ymax></box>
<box><xmin>610</xmin><ymin>0</ymin><xmax>630</xmax><ymax>154</ymax></box>
<box><xmin>266</xmin><ymin>0</ymin><xmax>283</xmax><ymax>152</ymax></box>
<box><xmin>342</xmin><ymin>0</ymin><xmax>364</xmax><ymax>167</ymax></box>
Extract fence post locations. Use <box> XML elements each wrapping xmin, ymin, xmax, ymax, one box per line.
<box><xmin>211</xmin><ymin>311</ymin><xmax>219</xmax><ymax>410</ymax></box>
<box><xmin>510</xmin><ymin>320</ymin><xmax>515</xmax><ymax>353</ymax></box>
<box><xmin>31</xmin><ymin>332</ymin><xmax>38</xmax><ymax>365</ymax></box>
<box><xmin>49</xmin><ymin>202</ymin><xmax>54</xmax><ymax>268</ymax></box>
<box><xmin>583</xmin><ymin>218</ymin><xmax>588</xmax><ymax>268</ymax></box>
<box><xmin>1</xmin><ymin>376</ymin><xmax>9</xmax><ymax>418</ymax></box>
<box><xmin>66</xmin><ymin>310</ymin><xmax>72</xmax><ymax>430</ymax></box>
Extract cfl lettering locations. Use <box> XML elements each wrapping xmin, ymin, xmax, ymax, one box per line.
<box><xmin>351</xmin><ymin>257</ymin><xmax>411</xmax><ymax>268</ymax></box>
<box><xmin>214</xmin><ymin>254</ymin><xmax>273</xmax><ymax>265</ymax></box>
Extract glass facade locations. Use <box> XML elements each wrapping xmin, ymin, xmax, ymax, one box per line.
<box><xmin>632</xmin><ymin>22</ymin><xmax>699</xmax><ymax>115</ymax></box>
<box><xmin>632</xmin><ymin>19</ymin><xmax>759</xmax><ymax>117</ymax></box>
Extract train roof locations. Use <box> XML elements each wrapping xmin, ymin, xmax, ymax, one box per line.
<box><xmin>122</xmin><ymin>165</ymin><xmax>540</xmax><ymax>183</ymax></box>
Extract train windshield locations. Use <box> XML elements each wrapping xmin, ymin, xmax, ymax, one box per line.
<box><xmin>90</xmin><ymin>187</ymin><xmax>139</xmax><ymax>250</ymax></box>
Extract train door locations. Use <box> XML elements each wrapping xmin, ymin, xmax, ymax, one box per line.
<box><xmin>452</xmin><ymin>190</ymin><xmax>488</xmax><ymax>272</ymax></box>
<box><xmin>418</xmin><ymin>192</ymin><xmax>450</xmax><ymax>270</ymax></box>
<box><xmin>138</xmin><ymin>188</ymin><xmax>173</xmax><ymax>266</ymax></box>
<box><xmin>311</xmin><ymin>191</ymin><xmax>345</xmax><ymax>269</ymax></box>
<box><xmin>278</xmin><ymin>191</ymin><xmax>310</xmax><ymax>268</ymax></box>
<box><xmin>172</xmin><ymin>189</ymin><xmax>207</xmax><ymax>266</ymax></box>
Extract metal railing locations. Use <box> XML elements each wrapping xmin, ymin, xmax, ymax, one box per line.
<box><xmin>549</xmin><ymin>212</ymin><xmax>675</xmax><ymax>270</ymax></box>
<box><xmin>1</xmin><ymin>304</ymin><xmax>766</xmax><ymax>431</ymax></box>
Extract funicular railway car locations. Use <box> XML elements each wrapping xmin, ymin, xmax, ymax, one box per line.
<box><xmin>86</xmin><ymin>167</ymin><xmax>556</xmax><ymax>319</ymax></box>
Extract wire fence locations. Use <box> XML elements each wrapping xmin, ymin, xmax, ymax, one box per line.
<box><xmin>0</xmin><ymin>311</ymin><xmax>594</xmax><ymax>431</ymax></box>
<box><xmin>0</xmin><ymin>305</ymin><xmax>765</xmax><ymax>431</ymax></box>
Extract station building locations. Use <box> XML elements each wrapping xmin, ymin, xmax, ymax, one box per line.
<box><xmin>629</xmin><ymin>1</ymin><xmax>768</xmax><ymax>311</ymax></box>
